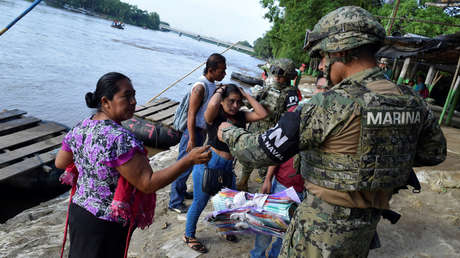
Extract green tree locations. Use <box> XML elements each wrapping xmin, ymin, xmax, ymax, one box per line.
<box><xmin>45</xmin><ymin>0</ymin><xmax>161</xmax><ymax>30</ymax></box>
<box><xmin>238</xmin><ymin>40</ymin><xmax>253</xmax><ymax>48</ymax></box>
<box><xmin>253</xmin><ymin>36</ymin><xmax>273</xmax><ymax>59</ymax></box>
<box><xmin>257</xmin><ymin>0</ymin><xmax>381</xmax><ymax>64</ymax></box>
<box><xmin>255</xmin><ymin>0</ymin><xmax>459</xmax><ymax>64</ymax></box>
<box><xmin>374</xmin><ymin>0</ymin><xmax>459</xmax><ymax>37</ymax></box>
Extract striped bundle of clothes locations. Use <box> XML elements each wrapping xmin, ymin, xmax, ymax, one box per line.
<box><xmin>206</xmin><ymin>188</ymin><xmax>300</xmax><ymax>237</ymax></box>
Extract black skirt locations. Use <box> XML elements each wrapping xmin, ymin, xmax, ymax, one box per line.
<box><xmin>68</xmin><ymin>203</ymin><xmax>132</xmax><ymax>258</ymax></box>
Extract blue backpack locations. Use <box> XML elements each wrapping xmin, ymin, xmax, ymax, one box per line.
<box><xmin>173</xmin><ymin>82</ymin><xmax>209</xmax><ymax>132</ymax></box>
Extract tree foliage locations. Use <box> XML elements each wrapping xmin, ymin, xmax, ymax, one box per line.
<box><xmin>45</xmin><ymin>0</ymin><xmax>161</xmax><ymax>30</ymax></box>
<box><xmin>373</xmin><ymin>0</ymin><xmax>459</xmax><ymax>37</ymax></box>
<box><xmin>237</xmin><ymin>40</ymin><xmax>253</xmax><ymax>48</ymax></box>
<box><xmin>253</xmin><ymin>0</ymin><xmax>459</xmax><ymax>63</ymax></box>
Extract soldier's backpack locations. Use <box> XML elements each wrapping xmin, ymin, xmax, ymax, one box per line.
<box><xmin>173</xmin><ymin>82</ymin><xmax>209</xmax><ymax>132</ymax></box>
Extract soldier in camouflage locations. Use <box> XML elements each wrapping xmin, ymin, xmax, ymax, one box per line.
<box><xmin>237</xmin><ymin>58</ymin><xmax>300</xmax><ymax>191</ymax></box>
<box><xmin>218</xmin><ymin>6</ymin><xmax>446</xmax><ymax>257</ymax></box>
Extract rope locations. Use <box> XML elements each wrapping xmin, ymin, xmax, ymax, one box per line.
<box><xmin>123</xmin><ymin>223</ymin><xmax>134</xmax><ymax>258</ymax></box>
<box><xmin>60</xmin><ymin>184</ymin><xmax>76</xmax><ymax>258</ymax></box>
<box><xmin>146</xmin><ymin>41</ymin><xmax>241</xmax><ymax>104</ymax></box>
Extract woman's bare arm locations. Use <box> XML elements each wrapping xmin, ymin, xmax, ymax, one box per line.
<box><xmin>243</xmin><ymin>89</ymin><xmax>268</xmax><ymax>122</ymax></box>
<box><xmin>116</xmin><ymin>145</ymin><xmax>211</xmax><ymax>193</ymax></box>
<box><xmin>204</xmin><ymin>87</ymin><xmax>224</xmax><ymax>124</ymax></box>
<box><xmin>55</xmin><ymin>149</ymin><xmax>74</xmax><ymax>169</ymax></box>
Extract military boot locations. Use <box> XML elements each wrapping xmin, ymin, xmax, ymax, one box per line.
<box><xmin>236</xmin><ymin>174</ymin><xmax>250</xmax><ymax>192</ymax></box>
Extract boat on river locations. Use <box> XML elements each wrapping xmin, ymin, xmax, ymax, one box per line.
<box><xmin>111</xmin><ymin>24</ymin><xmax>125</xmax><ymax>30</ymax></box>
<box><xmin>122</xmin><ymin>97</ymin><xmax>182</xmax><ymax>154</ymax></box>
<box><xmin>231</xmin><ymin>72</ymin><xmax>263</xmax><ymax>86</ymax></box>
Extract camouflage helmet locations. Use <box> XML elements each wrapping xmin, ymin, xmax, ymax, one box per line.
<box><xmin>270</xmin><ymin>58</ymin><xmax>297</xmax><ymax>80</ymax></box>
<box><xmin>304</xmin><ymin>6</ymin><xmax>385</xmax><ymax>57</ymax></box>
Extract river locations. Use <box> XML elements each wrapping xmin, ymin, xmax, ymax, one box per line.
<box><xmin>0</xmin><ymin>0</ymin><xmax>263</xmax><ymax>127</ymax></box>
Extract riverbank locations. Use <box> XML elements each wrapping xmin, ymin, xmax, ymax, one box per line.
<box><xmin>1</xmin><ymin>126</ymin><xmax>460</xmax><ymax>257</ymax></box>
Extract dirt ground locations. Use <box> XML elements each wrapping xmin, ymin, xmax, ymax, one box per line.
<box><xmin>128</xmin><ymin>127</ymin><xmax>460</xmax><ymax>258</ymax></box>
<box><xmin>1</xmin><ymin>123</ymin><xmax>459</xmax><ymax>257</ymax></box>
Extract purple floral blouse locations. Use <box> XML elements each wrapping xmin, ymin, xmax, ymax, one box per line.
<box><xmin>62</xmin><ymin>117</ymin><xmax>144</xmax><ymax>221</ymax></box>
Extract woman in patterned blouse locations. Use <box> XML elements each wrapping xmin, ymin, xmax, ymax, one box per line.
<box><xmin>55</xmin><ymin>72</ymin><xmax>211</xmax><ymax>258</ymax></box>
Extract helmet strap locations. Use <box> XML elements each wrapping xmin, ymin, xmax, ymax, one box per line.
<box><xmin>323</xmin><ymin>53</ymin><xmax>350</xmax><ymax>87</ymax></box>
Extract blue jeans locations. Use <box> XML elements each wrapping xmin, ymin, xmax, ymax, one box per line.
<box><xmin>169</xmin><ymin>128</ymin><xmax>205</xmax><ymax>208</ymax></box>
<box><xmin>250</xmin><ymin>178</ymin><xmax>304</xmax><ymax>258</ymax></box>
<box><xmin>185</xmin><ymin>150</ymin><xmax>236</xmax><ymax>238</ymax></box>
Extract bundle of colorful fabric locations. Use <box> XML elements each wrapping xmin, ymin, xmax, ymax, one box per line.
<box><xmin>205</xmin><ymin>188</ymin><xmax>301</xmax><ymax>237</ymax></box>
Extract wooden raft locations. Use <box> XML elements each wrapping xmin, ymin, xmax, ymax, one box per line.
<box><xmin>134</xmin><ymin>98</ymin><xmax>179</xmax><ymax>126</ymax></box>
<box><xmin>0</xmin><ymin>109</ymin><xmax>67</xmax><ymax>182</ymax></box>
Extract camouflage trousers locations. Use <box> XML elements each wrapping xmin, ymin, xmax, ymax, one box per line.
<box><xmin>241</xmin><ymin>164</ymin><xmax>268</xmax><ymax>179</ymax></box>
<box><xmin>279</xmin><ymin>193</ymin><xmax>381</xmax><ymax>258</ymax></box>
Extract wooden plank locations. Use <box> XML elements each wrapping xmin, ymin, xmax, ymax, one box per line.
<box><xmin>0</xmin><ymin>116</ymin><xmax>41</xmax><ymax>135</ymax></box>
<box><xmin>0</xmin><ymin>134</ymin><xmax>65</xmax><ymax>166</ymax></box>
<box><xmin>0</xmin><ymin>148</ymin><xmax>58</xmax><ymax>182</ymax></box>
<box><xmin>0</xmin><ymin>122</ymin><xmax>66</xmax><ymax>150</ymax></box>
<box><xmin>135</xmin><ymin>98</ymin><xmax>170</xmax><ymax>112</ymax></box>
<box><xmin>145</xmin><ymin>106</ymin><xmax>177</xmax><ymax>122</ymax></box>
<box><xmin>135</xmin><ymin>101</ymin><xmax>178</xmax><ymax>118</ymax></box>
<box><xmin>0</xmin><ymin>109</ymin><xmax>27</xmax><ymax>121</ymax></box>
<box><xmin>161</xmin><ymin>116</ymin><xmax>175</xmax><ymax>126</ymax></box>
<box><xmin>143</xmin><ymin>98</ymin><xmax>171</xmax><ymax>107</ymax></box>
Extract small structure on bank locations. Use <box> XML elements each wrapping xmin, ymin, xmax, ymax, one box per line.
<box><xmin>376</xmin><ymin>31</ymin><xmax>460</xmax><ymax>127</ymax></box>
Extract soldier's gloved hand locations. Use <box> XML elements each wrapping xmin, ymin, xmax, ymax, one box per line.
<box><xmin>217</xmin><ymin>122</ymin><xmax>233</xmax><ymax>141</ymax></box>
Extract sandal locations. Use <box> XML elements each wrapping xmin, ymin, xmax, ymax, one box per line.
<box><xmin>220</xmin><ymin>233</ymin><xmax>238</xmax><ymax>243</ymax></box>
<box><xmin>183</xmin><ymin>235</ymin><xmax>208</xmax><ymax>253</ymax></box>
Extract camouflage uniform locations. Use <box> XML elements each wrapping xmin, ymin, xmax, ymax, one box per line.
<box><xmin>240</xmin><ymin>59</ymin><xmax>299</xmax><ymax>185</ymax></box>
<box><xmin>221</xmin><ymin>6</ymin><xmax>446</xmax><ymax>258</ymax></box>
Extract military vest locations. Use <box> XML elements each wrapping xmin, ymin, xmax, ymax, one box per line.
<box><xmin>249</xmin><ymin>85</ymin><xmax>293</xmax><ymax>133</ymax></box>
<box><xmin>300</xmin><ymin>80</ymin><xmax>426</xmax><ymax>191</ymax></box>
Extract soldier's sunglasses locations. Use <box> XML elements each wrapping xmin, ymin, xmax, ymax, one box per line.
<box><xmin>303</xmin><ymin>29</ymin><xmax>312</xmax><ymax>50</ymax></box>
<box><xmin>303</xmin><ymin>29</ymin><xmax>327</xmax><ymax>51</ymax></box>
<box><xmin>270</xmin><ymin>66</ymin><xmax>285</xmax><ymax>77</ymax></box>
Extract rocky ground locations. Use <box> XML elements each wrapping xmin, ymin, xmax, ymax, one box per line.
<box><xmin>1</xmin><ymin>78</ymin><xmax>459</xmax><ymax>257</ymax></box>
<box><xmin>1</xmin><ymin>127</ymin><xmax>460</xmax><ymax>258</ymax></box>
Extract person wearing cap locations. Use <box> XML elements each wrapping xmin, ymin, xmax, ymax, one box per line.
<box><xmin>217</xmin><ymin>6</ymin><xmax>446</xmax><ymax>257</ymax></box>
<box><xmin>292</xmin><ymin>63</ymin><xmax>307</xmax><ymax>88</ymax></box>
<box><xmin>237</xmin><ymin>58</ymin><xmax>300</xmax><ymax>191</ymax></box>
<box><xmin>378</xmin><ymin>57</ymin><xmax>393</xmax><ymax>80</ymax></box>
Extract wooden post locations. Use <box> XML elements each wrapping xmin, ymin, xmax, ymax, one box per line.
<box><xmin>385</xmin><ymin>0</ymin><xmax>401</xmax><ymax>36</ymax></box>
<box><xmin>409</xmin><ymin>62</ymin><xmax>419</xmax><ymax>80</ymax></box>
<box><xmin>397</xmin><ymin>57</ymin><xmax>411</xmax><ymax>85</ymax></box>
<box><xmin>391</xmin><ymin>58</ymin><xmax>398</xmax><ymax>81</ymax></box>
<box><xmin>439</xmin><ymin>56</ymin><xmax>460</xmax><ymax>125</ymax></box>
<box><xmin>425</xmin><ymin>65</ymin><xmax>435</xmax><ymax>92</ymax></box>
<box><xmin>446</xmin><ymin>76</ymin><xmax>460</xmax><ymax>125</ymax></box>
<box><xmin>307</xmin><ymin>59</ymin><xmax>313</xmax><ymax>75</ymax></box>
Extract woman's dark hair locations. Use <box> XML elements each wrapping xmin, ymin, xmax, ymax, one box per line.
<box><xmin>85</xmin><ymin>72</ymin><xmax>130</xmax><ymax>110</ymax></box>
<box><xmin>217</xmin><ymin>84</ymin><xmax>242</xmax><ymax>99</ymax></box>
<box><xmin>203</xmin><ymin>53</ymin><xmax>226</xmax><ymax>75</ymax></box>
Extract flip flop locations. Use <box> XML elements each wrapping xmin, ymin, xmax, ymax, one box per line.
<box><xmin>183</xmin><ymin>235</ymin><xmax>208</xmax><ymax>253</ymax></box>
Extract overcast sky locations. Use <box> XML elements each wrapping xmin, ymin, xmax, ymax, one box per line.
<box><xmin>121</xmin><ymin>0</ymin><xmax>272</xmax><ymax>44</ymax></box>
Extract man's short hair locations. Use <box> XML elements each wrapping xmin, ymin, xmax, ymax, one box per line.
<box><xmin>204</xmin><ymin>53</ymin><xmax>226</xmax><ymax>75</ymax></box>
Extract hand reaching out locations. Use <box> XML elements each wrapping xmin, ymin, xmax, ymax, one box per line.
<box><xmin>186</xmin><ymin>145</ymin><xmax>211</xmax><ymax>164</ymax></box>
